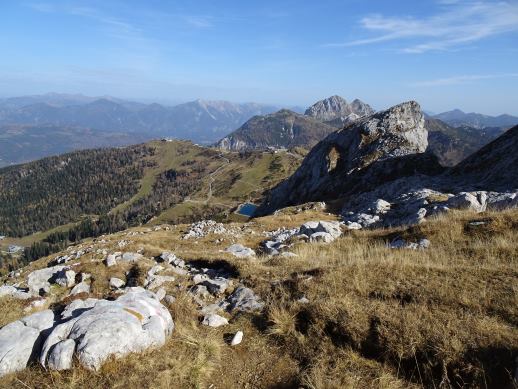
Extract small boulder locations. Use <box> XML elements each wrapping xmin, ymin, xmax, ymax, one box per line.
<box><xmin>155</xmin><ymin>288</ymin><xmax>166</xmax><ymax>301</ymax></box>
<box><xmin>0</xmin><ymin>285</ymin><xmax>32</xmax><ymax>300</ymax></box>
<box><xmin>27</xmin><ymin>265</ymin><xmax>68</xmax><ymax>296</ymax></box>
<box><xmin>202</xmin><ymin>277</ymin><xmax>231</xmax><ymax>296</ymax></box>
<box><xmin>447</xmin><ymin>192</ymin><xmax>487</xmax><ymax>213</ymax></box>
<box><xmin>159</xmin><ymin>252</ymin><xmax>185</xmax><ymax>267</ymax></box>
<box><xmin>121</xmin><ymin>252</ymin><xmax>143</xmax><ymax>263</ymax></box>
<box><xmin>105</xmin><ymin>254</ymin><xmax>117</xmax><ymax>267</ymax></box>
<box><xmin>226</xmin><ymin>244</ymin><xmax>255</xmax><ymax>258</ymax></box>
<box><xmin>202</xmin><ymin>314</ymin><xmax>229</xmax><ymax>327</ymax></box>
<box><xmin>226</xmin><ymin>286</ymin><xmax>264</xmax><ymax>313</ymax></box>
<box><xmin>47</xmin><ymin>339</ymin><xmax>75</xmax><ymax>371</ymax></box>
<box><xmin>309</xmin><ymin>232</ymin><xmax>334</xmax><ymax>243</ymax></box>
<box><xmin>109</xmin><ymin>277</ymin><xmax>125</xmax><ymax>290</ymax></box>
<box><xmin>164</xmin><ymin>295</ymin><xmax>176</xmax><ymax>306</ymax></box>
<box><xmin>41</xmin><ymin>288</ymin><xmax>174</xmax><ymax>371</ymax></box>
<box><xmin>230</xmin><ymin>330</ymin><xmax>243</xmax><ymax>346</ymax></box>
<box><xmin>69</xmin><ymin>281</ymin><xmax>90</xmax><ymax>296</ymax></box>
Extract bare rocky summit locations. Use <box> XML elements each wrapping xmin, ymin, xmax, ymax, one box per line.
<box><xmin>304</xmin><ymin>95</ymin><xmax>374</xmax><ymax>124</ymax></box>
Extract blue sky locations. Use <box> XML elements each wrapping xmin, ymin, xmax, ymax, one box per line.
<box><xmin>0</xmin><ymin>0</ymin><xmax>517</xmax><ymax>114</ymax></box>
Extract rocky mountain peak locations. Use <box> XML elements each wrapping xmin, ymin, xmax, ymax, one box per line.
<box><xmin>352</xmin><ymin>100</ymin><xmax>427</xmax><ymax>158</ymax></box>
<box><xmin>257</xmin><ymin>101</ymin><xmax>433</xmax><ymax>214</ymax></box>
<box><xmin>305</xmin><ymin>95</ymin><xmax>351</xmax><ymax>121</ymax></box>
<box><xmin>305</xmin><ymin>95</ymin><xmax>375</xmax><ymax>124</ymax></box>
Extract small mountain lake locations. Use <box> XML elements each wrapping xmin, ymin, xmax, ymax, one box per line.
<box><xmin>236</xmin><ymin>203</ymin><xmax>258</xmax><ymax>217</ymax></box>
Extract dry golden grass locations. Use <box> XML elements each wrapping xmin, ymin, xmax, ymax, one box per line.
<box><xmin>0</xmin><ymin>208</ymin><xmax>517</xmax><ymax>388</ymax></box>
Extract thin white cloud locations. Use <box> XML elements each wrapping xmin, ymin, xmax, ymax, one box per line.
<box><xmin>325</xmin><ymin>1</ymin><xmax>518</xmax><ymax>53</ymax></box>
<box><xmin>26</xmin><ymin>3</ymin><xmax>143</xmax><ymax>41</ymax></box>
<box><xmin>410</xmin><ymin>73</ymin><xmax>518</xmax><ymax>87</ymax></box>
<box><xmin>183</xmin><ymin>15</ymin><xmax>213</xmax><ymax>28</ymax></box>
<box><xmin>27</xmin><ymin>2</ymin><xmax>55</xmax><ymax>13</ymax></box>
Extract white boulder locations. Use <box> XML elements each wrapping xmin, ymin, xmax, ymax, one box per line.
<box><xmin>0</xmin><ymin>310</ymin><xmax>55</xmax><ymax>377</ymax></box>
<box><xmin>41</xmin><ymin>288</ymin><xmax>174</xmax><ymax>371</ymax></box>
<box><xmin>202</xmin><ymin>314</ymin><xmax>229</xmax><ymax>327</ymax></box>
<box><xmin>230</xmin><ymin>330</ymin><xmax>243</xmax><ymax>346</ymax></box>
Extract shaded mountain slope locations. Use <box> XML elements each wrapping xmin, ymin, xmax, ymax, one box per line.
<box><xmin>216</xmin><ymin>109</ymin><xmax>337</xmax><ymax>151</ymax></box>
<box><xmin>446</xmin><ymin>124</ymin><xmax>518</xmax><ymax>190</ymax></box>
<box><xmin>425</xmin><ymin>118</ymin><xmax>506</xmax><ymax>166</ymax></box>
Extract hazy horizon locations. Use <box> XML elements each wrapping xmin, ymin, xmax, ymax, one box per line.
<box><xmin>2</xmin><ymin>91</ymin><xmax>518</xmax><ymax>117</ymax></box>
<box><xmin>1</xmin><ymin>1</ymin><xmax>517</xmax><ymax>115</ymax></box>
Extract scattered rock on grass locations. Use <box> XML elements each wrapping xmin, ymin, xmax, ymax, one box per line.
<box><xmin>231</xmin><ymin>330</ymin><xmax>243</xmax><ymax>346</ymax></box>
<box><xmin>226</xmin><ymin>244</ymin><xmax>255</xmax><ymax>258</ymax></box>
<box><xmin>202</xmin><ymin>313</ymin><xmax>229</xmax><ymax>327</ymax></box>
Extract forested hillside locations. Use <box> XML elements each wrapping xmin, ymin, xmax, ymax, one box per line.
<box><xmin>0</xmin><ymin>140</ymin><xmax>300</xmax><ymax>262</ymax></box>
<box><xmin>0</xmin><ymin>145</ymin><xmax>154</xmax><ymax>236</ymax></box>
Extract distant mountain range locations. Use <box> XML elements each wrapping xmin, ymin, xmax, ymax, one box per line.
<box><xmin>0</xmin><ymin>94</ymin><xmax>280</xmax><ymax>145</ymax></box>
<box><xmin>0</xmin><ymin>124</ymin><xmax>149</xmax><ymax>168</ymax></box>
<box><xmin>431</xmin><ymin>109</ymin><xmax>518</xmax><ymax>129</ymax></box>
<box><xmin>1</xmin><ymin>93</ymin><xmax>517</xmax><ymax>167</ymax></box>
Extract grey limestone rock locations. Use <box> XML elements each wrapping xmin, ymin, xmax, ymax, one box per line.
<box><xmin>226</xmin><ymin>244</ymin><xmax>255</xmax><ymax>258</ymax></box>
<box><xmin>226</xmin><ymin>286</ymin><xmax>264</xmax><ymax>313</ymax></box>
<box><xmin>0</xmin><ymin>310</ymin><xmax>55</xmax><ymax>377</ymax></box>
<box><xmin>41</xmin><ymin>288</ymin><xmax>173</xmax><ymax>371</ymax></box>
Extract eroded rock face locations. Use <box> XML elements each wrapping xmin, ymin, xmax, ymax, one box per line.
<box><xmin>40</xmin><ymin>288</ymin><xmax>173</xmax><ymax>371</ymax></box>
<box><xmin>257</xmin><ymin>101</ymin><xmax>437</xmax><ymax>215</ymax></box>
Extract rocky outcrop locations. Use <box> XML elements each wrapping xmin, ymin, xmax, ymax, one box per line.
<box><xmin>257</xmin><ymin>101</ymin><xmax>440</xmax><ymax>215</ymax></box>
<box><xmin>261</xmin><ymin>220</ymin><xmax>343</xmax><ymax>255</ymax></box>
<box><xmin>216</xmin><ymin>109</ymin><xmax>337</xmax><ymax>151</ymax></box>
<box><xmin>305</xmin><ymin>95</ymin><xmax>374</xmax><ymax>123</ymax></box>
<box><xmin>40</xmin><ymin>288</ymin><xmax>173</xmax><ymax>371</ymax></box>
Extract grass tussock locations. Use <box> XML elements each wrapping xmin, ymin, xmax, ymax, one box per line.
<box><xmin>0</xmin><ymin>208</ymin><xmax>517</xmax><ymax>388</ymax></box>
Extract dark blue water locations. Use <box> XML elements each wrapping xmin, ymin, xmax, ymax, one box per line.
<box><xmin>237</xmin><ymin>203</ymin><xmax>258</xmax><ymax>217</ymax></box>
